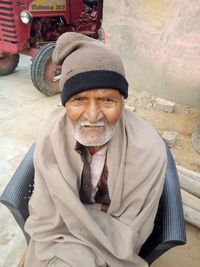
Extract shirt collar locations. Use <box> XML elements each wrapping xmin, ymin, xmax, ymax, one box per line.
<box><xmin>75</xmin><ymin>142</ymin><xmax>91</xmax><ymax>163</ymax></box>
<box><xmin>75</xmin><ymin>142</ymin><xmax>107</xmax><ymax>163</ymax></box>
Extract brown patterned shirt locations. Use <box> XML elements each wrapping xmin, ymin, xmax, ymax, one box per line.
<box><xmin>75</xmin><ymin>142</ymin><xmax>110</xmax><ymax>212</ymax></box>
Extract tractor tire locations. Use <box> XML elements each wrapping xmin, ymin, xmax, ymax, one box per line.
<box><xmin>0</xmin><ymin>53</ymin><xmax>19</xmax><ymax>76</ymax></box>
<box><xmin>31</xmin><ymin>43</ymin><xmax>61</xmax><ymax>96</ymax></box>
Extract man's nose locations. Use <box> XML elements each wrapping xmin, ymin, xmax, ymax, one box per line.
<box><xmin>84</xmin><ymin>102</ymin><xmax>102</xmax><ymax>122</ymax></box>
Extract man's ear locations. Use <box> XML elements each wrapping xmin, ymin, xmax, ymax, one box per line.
<box><xmin>121</xmin><ymin>95</ymin><xmax>126</xmax><ymax>106</ymax></box>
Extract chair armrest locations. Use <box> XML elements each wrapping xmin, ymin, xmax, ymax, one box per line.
<box><xmin>139</xmin><ymin>144</ymin><xmax>186</xmax><ymax>264</ymax></box>
<box><xmin>0</xmin><ymin>144</ymin><xmax>35</xmax><ymax>243</ymax></box>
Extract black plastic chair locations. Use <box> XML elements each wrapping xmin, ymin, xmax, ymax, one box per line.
<box><xmin>0</xmin><ymin>143</ymin><xmax>186</xmax><ymax>265</ymax></box>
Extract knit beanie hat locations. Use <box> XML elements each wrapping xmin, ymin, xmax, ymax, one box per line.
<box><xmin>52</xmin><ymin>32</ymin><xmax>128</xmax><ymax>106</ymax></box>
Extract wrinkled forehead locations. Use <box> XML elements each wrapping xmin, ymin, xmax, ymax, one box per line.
<box><xmin>68</xmin><ymin>88</ymin><xmax>124</xmax><ymax>100</ymax></box>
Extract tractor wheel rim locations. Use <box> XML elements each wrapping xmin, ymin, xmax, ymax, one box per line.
<box><xmin>44</xmin><ymin>60</ymin><xmax>60</xmax><ymax>89</ymax></box>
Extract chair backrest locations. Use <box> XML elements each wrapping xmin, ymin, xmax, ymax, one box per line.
<box><xmin>0</xmin><ymin>143</ymin><xmax>186</xmax><ymax>264</ymax></box>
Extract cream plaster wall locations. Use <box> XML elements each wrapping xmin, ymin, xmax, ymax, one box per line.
<box><xmin>103</xmin><ymin>0</ymin><xmax>200</xmax><ymax>107</ymax></box>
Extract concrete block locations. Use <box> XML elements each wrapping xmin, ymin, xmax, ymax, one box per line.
<box><xmin>153</xmin><ymin>98</ymin><xmax>175</xmax><ymax>113</ymax></box>
<box><xmin>162</xmin><ymin>131</ymin><xmax>177</xmax><ymax>147</ymax></box>
<box><xmin>191</xmin><ymin>118</ymin><xmax>200</xmax><ymax>154</ymax></box>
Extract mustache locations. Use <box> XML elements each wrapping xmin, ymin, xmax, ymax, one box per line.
<box><xmin>80</xmin><ymin>120</ymin><xmax>105</xmax><ymax>127</ymax></box>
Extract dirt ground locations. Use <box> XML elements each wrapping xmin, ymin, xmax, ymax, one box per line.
<box><xmin>126</xmin><ymin>91</ymin><xmax>200</xmax><ymax>267</ymax></box>
<box><xmin>126</xmin><ymin>90</ymin><xmax>200</xmax><ymax>173</ymax></box>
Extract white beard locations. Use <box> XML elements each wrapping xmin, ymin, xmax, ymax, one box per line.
<box><xmin>72</xmin><ymin>120</ymin><xmax>117</xmax><ymax>146</ymax></box>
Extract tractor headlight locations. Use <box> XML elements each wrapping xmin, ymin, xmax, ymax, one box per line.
<box><xmin>20</xmin><ymin>10</ymin><xmax>33</xmax><ymax>24</ymax></box>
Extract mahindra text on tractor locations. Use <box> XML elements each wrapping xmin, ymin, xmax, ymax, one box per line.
<box><xmin>0</xmin><ymin>0</ymin><xmax>104</xmax><ymax>95</ymax></box>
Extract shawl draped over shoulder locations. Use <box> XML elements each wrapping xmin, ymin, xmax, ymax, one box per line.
<box><xmin>24</xmin><ymin>107</ymin><xmax>167</xmax><ymax>267</ymax></box>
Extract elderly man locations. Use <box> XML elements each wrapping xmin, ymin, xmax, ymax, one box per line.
<box><xmin>24</xmin><ymin>33</ymin><xmax>167</xmax><ymax>267</ymax></box>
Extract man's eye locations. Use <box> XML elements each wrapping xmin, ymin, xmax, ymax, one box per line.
<box><xmin>73</xmin><ymin>97</ymin><xmax>84</xmax><ymax>102</ymax></box>
<box><xmin>101</xmin><ymin>98</ymin><xmax>113</xmax><ymax>102</ymax></box>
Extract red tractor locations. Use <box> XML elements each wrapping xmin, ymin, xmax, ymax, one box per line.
<box><xmin>0</xmin><ymin>0</ymin><xmax>104</xmax><ymax>95</ymax></box>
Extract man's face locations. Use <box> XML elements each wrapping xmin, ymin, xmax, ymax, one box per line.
<box><xmin>65</xmin><ymin>89</ymin><xmax>124</xmax><ymax>147</ymax></box>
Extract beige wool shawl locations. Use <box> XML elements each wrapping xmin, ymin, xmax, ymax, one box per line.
<box><xmin>24</xmin><ymin>107</ymin><xmax>167</xmax><ymax>267</ymax></box>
